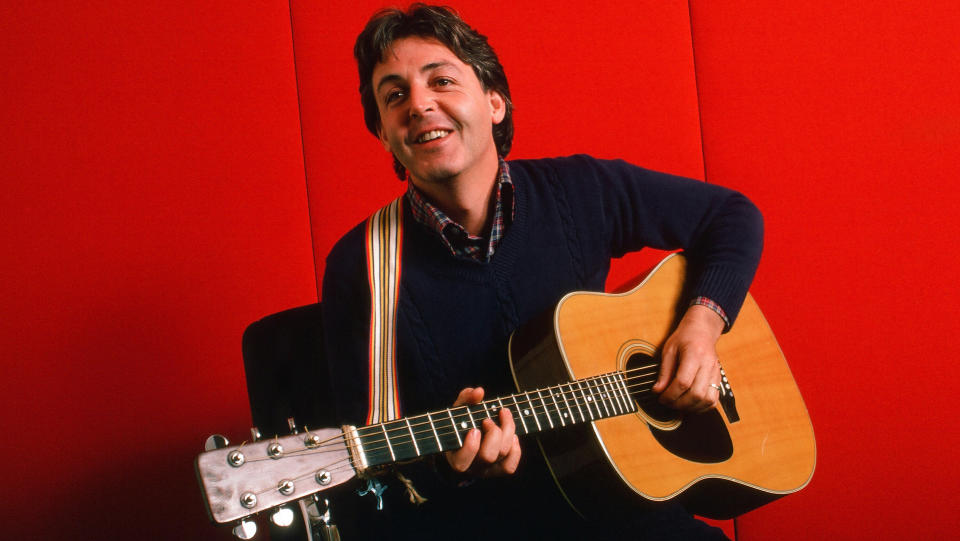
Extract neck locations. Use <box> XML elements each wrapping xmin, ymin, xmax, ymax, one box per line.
<box><xmin>409</xmin><ymin>153</ymin><xmax>500</xmax><ymax>237</ymax></box>
<box><xmin>352</xmin><ymin>367</ymin><xmax>645</xmax><ymax>471</ymax></box>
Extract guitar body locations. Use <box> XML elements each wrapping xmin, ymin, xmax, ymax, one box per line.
<box><xmin>509</xmin><ymin>254</ymin><xmax>816</xmax><ymax>519</ymax></box>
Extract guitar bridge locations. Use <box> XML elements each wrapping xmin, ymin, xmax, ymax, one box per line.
<box><xmin>718</xmin><ymin>365</ymin><xmax>740</xmax><ymax>423</ymax></box>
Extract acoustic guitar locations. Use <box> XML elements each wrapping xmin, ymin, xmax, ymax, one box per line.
<box><xmin>196</xmin><ymin>253</ymin><xmax>815</xmax><ymax>531</ymax></box>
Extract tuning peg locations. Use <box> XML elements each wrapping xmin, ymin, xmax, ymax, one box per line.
<box><xmin>204</xmin><ymin>434</ymin><xmax>229</xmax><ymax>451</ymax></box>
<box><xmin>314</xmin><ymin>498</ymin><xmax>341</xmax><ymax>541</ymax></box>
<box><xmin>250</xmin><ymin>427</ymin><xmax>262</xmax><ymax>441</ymax></box>
<box><xmin>287</xmin><ymin>417</ymin><xmax>298</xmax><ymax>434</ymax></box>
<box><xmin>270</xmin><ymin>506</ymin><xmax>295</xmax><ymax>527</ymax></box>
<box><xmin>232</xmin><ymin>518</ymin><xmax>257</xmax><ymax>539</ymax></box>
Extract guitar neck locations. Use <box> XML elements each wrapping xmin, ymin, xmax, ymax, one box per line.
<box><xmin>354</xmin><ymin>370</ymin><xmax>643</xmax><ymax>469</ymax></box>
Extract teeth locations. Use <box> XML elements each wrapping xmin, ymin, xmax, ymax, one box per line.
<box><xmin>417</xmin><ymin>130</ymin><xmax>449</xmax><ymax>143</ymax></box>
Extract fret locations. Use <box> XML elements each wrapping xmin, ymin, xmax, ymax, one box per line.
<box><xmin>595</xmin><ymin>377</ymin><xmax>612</xmax><ymax>417</ymax></box>
<box><xmin>447</xmin><ymin>408</ymin><xmax>463</xmax><ymax>446</ymax></box>
<box><xmin>602</xmin><ymin>375</ymin><xmax>622</xmax><ymax>415</ymax></box>
<box><xmin>500</xmin><ymin>397</ymin><xmax>525</xmax><ymax>435</ymax></box>
<box><xmin>472</xmin><ymin>403</ymin><xmax>491</xmax><ymax>428</ymax></box>
<box><xmin>557</xmin><ymin>383</ymin><xmax>576</xmax><ymax>424</ymax></box>
<box><xmin>357</xmin><ymin>425</ymin><xmax>388</xmax><ymax>466</ymax></box>
<box><xmin>608</xmin><ymin>374</ymin><xmax>628</xmax><ymax>413</ymax></box>
<box><xmin>576</xmin><ymin>381</ymin><xmax>596</xmax><ymax>420</ymax></box>
<box><xmin>381</xmin><ymin>423</ymin><xmax>396</xmax><ymax>461</ymax></box>
<box><xmin>523</xmin><ymin>392</ymin><xmax>543</xmax><ymax>431</ymax></box>
<box><xmin>547</xmin><ymin>386</ymin><xmax>566</xmax><ymax>426</ymax></box>
<box><xmin>618</xmin><ymin>373</ymin><xmax>636</xmax><ymax>412</ymax></box>
<box><xmin>588</xmin><ymin>378</ymin><xmax>605</xmax><ymax>417</ymax></box>
<box><xmin>392</xmin><ymin>419</ymin><xmax>419</xmax><ymax>461</ymax></box>
<box><xmin>404</xmin><ymin>418</ymin><xmax>421</xmax><ymax>456</ymax></box>
<box><xmin>511</xmin><ymin>395</ymin><xmax>529</xmax><ymax>434</ymax></box>
<box><xmin>588</xmin><ymin>378</ymin><xmax>606</xmax><ymax>418</ymax></box>
<box><xmin>566</xmin><ymin>382</ymin><xmax>585</xmax><ymax>422</ymax></box>
<box><xmin>536</xmin><ymin>390</ymin><xmax>554</xmax><ymax>429</ymax></box>
<box><xmin>426</xmin><ymin>412</ymin><xmax>443</xmax><ymax>452</ymax></box>
<box><xmin>466</xmin><ymin>406</ymin><xmax>477</xmax><ymax>430</ymax></box>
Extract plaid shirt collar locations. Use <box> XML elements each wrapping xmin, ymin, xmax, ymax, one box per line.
<box><xmin>406</xmin><ymin>159</ymin><xmax>514</xmax><ymax>262</ymax></box>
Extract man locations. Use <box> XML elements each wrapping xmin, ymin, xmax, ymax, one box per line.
<box><xmin>321</xmin><ymin>4</ymin><xmax>763</xmax><ymax>539</ymax></box>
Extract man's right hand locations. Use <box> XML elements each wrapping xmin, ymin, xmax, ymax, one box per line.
<box><xmin>444</xmin><ymin>387</ymin><xmax>521</xmax><ymax>477</ymax></box>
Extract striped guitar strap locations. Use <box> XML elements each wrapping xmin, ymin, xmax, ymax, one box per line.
<box><xmin>364</xmin><ymin>196</ymin><xmax>404</xmax><ymax>425</ymax></box>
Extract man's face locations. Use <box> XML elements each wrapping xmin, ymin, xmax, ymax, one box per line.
<box><xmin>372</xmin><ymin>37</ymin><xmax>505</xmax><ymax>187</ymax></box>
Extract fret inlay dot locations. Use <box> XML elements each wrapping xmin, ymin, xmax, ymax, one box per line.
<box><xmin>523</xmin><ymin>409</ymin><xmax>530</xmax><ymax>416</ymax></box>
<box><xmin>460</xmin><ymin>421</ymin><xmax>468</xmax><ymax>429</ymax></box>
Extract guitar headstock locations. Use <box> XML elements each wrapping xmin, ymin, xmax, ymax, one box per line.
<box><xmin>195</xmin><ymin>426</ymin><xmax>355</xmax><ymax>525</ymax></box>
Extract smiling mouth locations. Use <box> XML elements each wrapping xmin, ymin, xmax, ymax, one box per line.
<box><xmin>414</xmin><ymin>129</ymin><xmax>451</xmax><ymax>144</ymax></box>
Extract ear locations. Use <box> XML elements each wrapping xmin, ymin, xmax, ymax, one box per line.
<box><xmin>488</xmin><ymin>90</ymin><xmax>506</xmax><ymax>125</ymax></box>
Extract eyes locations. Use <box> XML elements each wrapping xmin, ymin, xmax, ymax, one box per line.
<box><xmin>383</xmin><ymin>77</ymin><xmax>455</xmax><ymax>106</ymax></box>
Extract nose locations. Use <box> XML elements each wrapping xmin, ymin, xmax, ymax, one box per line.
<box><xmin>407</xmin><ymin>85</ymin><xmax>435</xmax><ymax>118</ymax></box>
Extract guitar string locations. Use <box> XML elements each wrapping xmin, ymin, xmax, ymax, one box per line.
<box><xmin>242</xmin><ymin>364</ymin><xmax>663</xmax><ymax>468</ymax></box>
<box><xmin>239</xmin><ymin>363</ymin><xmax>660</xmax><ymax>463</ymax></box>
<box><xmin>238</xmin><ymin>364</ymin><xmax>665</xmax><ymax>471</ymax></box>
<box><xmin>239</xmin><ymin>376</ymin><xmax>662</xmax><ymax>500</ymax></box>
<box><xmin>233</xmin><ymin>366</ymin><xmax>692</xmax><ymax>500</ymax></box>
<box><xmin>356</xmin><ymin>364</ymin><xmax>660</xmax><ymax>442</ymax></box>
<box><xmin>354</xmin><ymin>370</ymin><xmax>662</xmax><ymax>458</ymax></box>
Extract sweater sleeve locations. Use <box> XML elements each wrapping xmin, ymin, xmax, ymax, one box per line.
<box><xmin>553</xmin><ymin>155</ymin><xmax>764</xmax><ymax>327</ymax></box>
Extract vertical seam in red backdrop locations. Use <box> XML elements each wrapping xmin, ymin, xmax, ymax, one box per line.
<box><xmin>687</xmin><ymin>0</ymin><xmax>711</xmax><ymax>187</ymax></box>
<box><xmin>286</xmin><ymin>0</ymin><xmax>322</xmax><ymax>297</ymax></box>
<box><xmin>687</xmin><ymin>0</ymin><xmax>737</xmax><ymax>538</ymax></box>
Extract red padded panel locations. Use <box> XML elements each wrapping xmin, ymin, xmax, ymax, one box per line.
<box><xmin>0</xmin><ymin>2</ymin><xmax>314</xmax><ymax>539</ymax></box>
<box><xmin>690</xmin><ymin>1</ymin><xmax>960</xmax><ymax>538</ymax></box>
<box><xmin>291</xmin><ymin>0</ymin><xmax>707</xmax><ymax>292</ymax></box>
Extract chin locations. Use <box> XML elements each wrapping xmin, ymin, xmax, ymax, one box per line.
<box><xmin>409</xmin><ymin>163</ymin><xmax>461</xmax><ymax>185</ymax></box>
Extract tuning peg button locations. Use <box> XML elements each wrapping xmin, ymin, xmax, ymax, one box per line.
<box><xmin>204</xmin><ymin>434</ymin><xmax>229</xmax><ymax>451</ymax></box>
<box><xmin>271</xmin><ymin>506</ymin><xmax>295</xmax><ymax>527</ymax></box>
<box><xmin>232</xmin><ymin>519</ymin><xmax>257</xmax><ymax>539</ymax></box>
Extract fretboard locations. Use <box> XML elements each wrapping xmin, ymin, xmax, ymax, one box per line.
<box><xmin>355</xmin><ymin>371</ymin><xmax>641</xmax><ymax>468</ymax></box>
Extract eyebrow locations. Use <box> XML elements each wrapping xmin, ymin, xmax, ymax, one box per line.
<box><xmin>375</xmin><ymin>61</ymin><xmax>458</xmax><ymax>94</ymax></box>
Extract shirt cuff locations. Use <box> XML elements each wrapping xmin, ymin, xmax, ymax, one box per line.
<box><xmin>689</xmin><ymin>296</ymin><xmax>730</xmax><ymax>331</ymax></box>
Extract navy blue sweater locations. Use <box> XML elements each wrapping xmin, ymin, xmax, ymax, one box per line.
<box><xmin>320</xmin><ymin>155</ymin><xmax>762</xmax><ymax>538</ymax></box>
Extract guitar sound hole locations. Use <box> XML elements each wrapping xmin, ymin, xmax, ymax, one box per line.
<box><xmin>625</xmin><ymin>352</ymin><xmax>676</xmax><ymax>423</ymax></box>
<box><xmin>625</xmin><ymin>352</ymin><xmax>733</xmax><ymax>464</ymax></box>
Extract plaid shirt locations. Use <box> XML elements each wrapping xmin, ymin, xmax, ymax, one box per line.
<box><xmin>404</xmin><ymin>160</ymin><xmax>728</xmax><ymax>327</ymax></box>
<box><xmin>405</xmin><ymin>159</ymin><xmax>514</xmax><ymax>262</ymax></box>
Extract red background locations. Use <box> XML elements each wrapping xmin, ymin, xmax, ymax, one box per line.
<box><xmin>1</xmin><ymin>1</ymin><xmax>957</xmax><ymax>539</ymax></box>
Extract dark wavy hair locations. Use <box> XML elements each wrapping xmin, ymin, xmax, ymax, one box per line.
<box><xmin>355</xmin><ymin>4</ymin><xmax>514</xmax><ymax>179</ymax></box>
